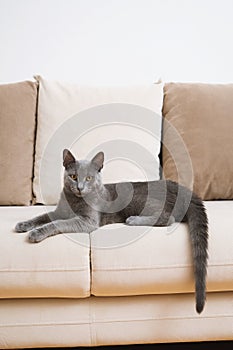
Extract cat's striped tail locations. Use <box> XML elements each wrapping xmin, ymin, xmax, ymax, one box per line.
<box><xmin>186</xmin><ymin>195</ymin><xmax>208</xmax><ymax>313</ymax></box>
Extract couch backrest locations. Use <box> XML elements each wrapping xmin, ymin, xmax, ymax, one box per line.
<box><xmin>1</xmin><ymin>79</ymin><xmax>233</xmax><ymax>206</ymax></box>
<box><xmin>0</xmin><ymin>81</ymin><xmax>38</xmax><ymax>205</ymax></box>
<box><xmin>32</xmin><ymin>76</ymin><xmax>164</xmax><ymax>205</ymax></box>
<box><xmin>162</xmin><ymin>82</ymin><xmax>233</xmax><ymax>200</ymax></box>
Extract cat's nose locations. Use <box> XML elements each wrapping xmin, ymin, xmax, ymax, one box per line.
<box><xmin>77</xmin><ymin>183</ymin><xmax>84</xmax><ymax>192</ymax></box>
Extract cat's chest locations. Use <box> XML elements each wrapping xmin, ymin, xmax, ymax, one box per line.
<box><xmin>67</xmin><ymin>197</ymin><xmax>89</xmax><ymax>216</ymax></box>
<box><xmin>57</xmin><ymin>191</ymin><xmax>92</xmax><ymax>218</ymax></box>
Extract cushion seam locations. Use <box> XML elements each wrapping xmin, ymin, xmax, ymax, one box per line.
<box><xmin>1</xmin><ymin>314</ymin><xmax>232</xmax><ymax>328</ymax></box>
<box><xmin>0</xmin><ymin>267</ymin><xmax>89</xmax><ymax>272</ymax></box>
<box><xmin>91</xmin><ymin>263</ymin><xmax>233</xmax><ymax>271</ymax></box>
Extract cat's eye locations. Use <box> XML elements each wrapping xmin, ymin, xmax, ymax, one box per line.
<box><xmin>86</xmin><ymin>176</ymin><xmax>92</xmax><ymax>181</ymax></box>
<box><xmin>70</xmin><ymin>174</ymin><xmax>77</xmax><ymax>181</ymax></box>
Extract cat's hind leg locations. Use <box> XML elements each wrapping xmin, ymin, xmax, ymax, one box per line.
<box><xmin>126</xmin><ymin>213</ymin><xmax>175</xmax><ymax>227</ymax></box>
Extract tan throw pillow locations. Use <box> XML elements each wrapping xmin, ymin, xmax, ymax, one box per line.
<box><xmin>162</xmin><ymin>82</ymin><xmax>233</xmax><ymax>200</ymax></box>
<box><xmin>0</xmin><ymin>81</ymin><xmax>37</xmax><ymax>205</ymax></box>
<box><xmin>33</xmin><ymin>76</ymin><xmax>164</xmax><ymax>204</ymax></box>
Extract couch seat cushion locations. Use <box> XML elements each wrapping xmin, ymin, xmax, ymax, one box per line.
<box><xmin>91</xmin><ymin>201</ymin><xmax>233</xmax><ymax>296</ymax></box>
<box><xmin>0</xmin><ymin>206</ymin><xmax>90</xmax><ymax>298</ymax></box>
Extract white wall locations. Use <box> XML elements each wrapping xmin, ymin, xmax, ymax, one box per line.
<box><xmin>0</xmin><ymin>0</ymin><xmax>232</xmax><ymax>84</ymax></box>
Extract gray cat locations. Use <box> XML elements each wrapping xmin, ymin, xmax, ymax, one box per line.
<box><xmin>15</xmin><ymin>149</ymin><xmax>208</xmax><ymax>313</ymax></box>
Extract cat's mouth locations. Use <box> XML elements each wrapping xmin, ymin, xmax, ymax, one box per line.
<box><xmin>71</xmin><ymin>188</ymin><xmax>83</xmax><ymax>197</ymax></box>
<box><xmin>75</xmin><ymin>190</ymin><xmax>87</xmax><ymax>197</ymax></box>
<box><xmin>71</xmin><ymin>187</ymin><xmax>89</xmax><ymax>198</ymax></box>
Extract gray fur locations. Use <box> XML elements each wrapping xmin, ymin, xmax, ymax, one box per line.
<box><xmin>15</xmin><ymin>149</ymin><xmax>208</xmax><ymax>313</ymax></box>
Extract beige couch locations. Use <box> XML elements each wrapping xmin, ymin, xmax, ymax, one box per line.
<box><xmin>0</xmin><ymin>79</ymin><xmax>232</xmax><ymax>348</ymax></box>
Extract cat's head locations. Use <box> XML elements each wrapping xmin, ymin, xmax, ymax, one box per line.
<box><xmin>63</xmin><ymin>149</ymin><xmax>104</xmax><ymax>197</ymax></box>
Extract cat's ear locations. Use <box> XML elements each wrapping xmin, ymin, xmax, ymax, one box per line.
<box><xmin>63</xmin><ymin>149</ymin><xmax>76</xmax><ymax>169</ymax></box>
<box><xmin>91</xmin><ymin>152</ymin><xmax>104</xmax><ymax>172</ymax></box>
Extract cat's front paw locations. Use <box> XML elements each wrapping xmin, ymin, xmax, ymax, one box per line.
<box><xmin>15</xmin><ymin>221</ymin><xmax>33</xmax><ymax>233</ymax></box>
<box><xmin>28</xmin><ymin>228</ymin><xmax>46</xmax><ymax>243</ymax></box>
<box><xmin>125</xmin><ymin>216</ymin><xmax>141</xmax><ymax>226</ymax></box>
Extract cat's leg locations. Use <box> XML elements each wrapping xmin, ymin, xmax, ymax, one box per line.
<box><xmin>15</xmin><ymin>211</ymin><xmax>57</xmax><ymax>233</ymax></box>
<box><xmin>126</xmin><ymin>213</ymin><xmax>175</xmax><ymax>227</ymax></box>
<box><xmin>28</xmin><ymin>217</ymin><xmax>98</xmax><ymax>243</ymax></box>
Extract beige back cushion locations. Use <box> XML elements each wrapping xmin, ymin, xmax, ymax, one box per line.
<box><xmin>162</xmin><ymin>83</ymin><xmax>233</xmax><ymax>200</ymax></box>
<box><xmin>0</xmin><ymin>81</ymin><xmax>37</xmax><ymax>205</ymax></box>
<box><xmin>33</xmin><ymin>77</ymin><xmax>163</xmax><ymax>204</ymax></box>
